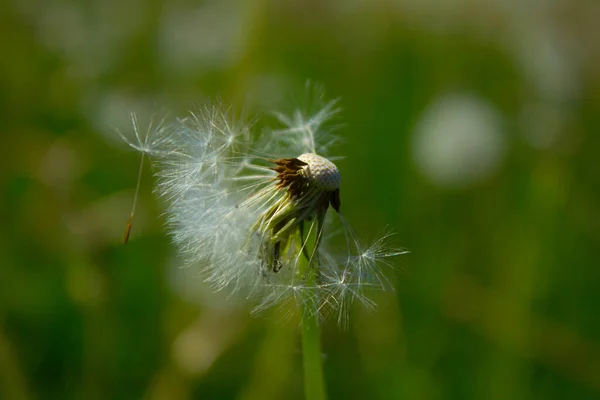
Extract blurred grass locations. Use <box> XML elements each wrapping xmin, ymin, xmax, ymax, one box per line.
<box><xmin>1</xmin><ymin>0</ymin><xmax>600</xmax><ymax>399</ymax></box>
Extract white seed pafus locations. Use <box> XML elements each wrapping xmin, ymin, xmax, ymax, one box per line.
<box><xmin>118</xmin><ymin>93</ymin><xmax>405</xmax><ymax>324</ymax></box>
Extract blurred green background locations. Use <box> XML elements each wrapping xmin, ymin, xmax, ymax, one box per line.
<box><xmin>2</xmin><ymin>0</ymin><xmax>600</xmax><ymax>399</ymax></box>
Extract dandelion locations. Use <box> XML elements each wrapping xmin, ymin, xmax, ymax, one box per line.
<box><xmin>118</xmin><ymin>88</ymin><xmax>406</xmax><ymax>399</ymax></box>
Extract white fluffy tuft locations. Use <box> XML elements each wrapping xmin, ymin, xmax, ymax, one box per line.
<box><xmin>119</xmin><ymin>94</ymin><xmax>404</xmax><ymax>324</ymax></box>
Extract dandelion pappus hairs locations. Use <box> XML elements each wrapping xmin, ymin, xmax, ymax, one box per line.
<box><xmin>117</xmin><ymin>91</ymin><xmax>405</xmax><ymax>324</ymax></box>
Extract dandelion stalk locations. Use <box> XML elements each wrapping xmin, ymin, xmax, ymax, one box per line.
<box><xmin>300</xmin><ymin>267</ymin><xmax>326</xmax><ymax>400</ymax></box>
<box><xmin>299</xmin><ymin>212</ymin><xmax>326</xmax><ymax>400</ymax></box>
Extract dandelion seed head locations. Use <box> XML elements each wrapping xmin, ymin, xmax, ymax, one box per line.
<box><xmin>118</xmin><ymin>89</ymin><xmax>404</xmax><ymax>324</ymax></box>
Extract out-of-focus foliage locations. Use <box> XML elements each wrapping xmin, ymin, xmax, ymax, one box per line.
<box><xmin>1</xmin><ymin>0</ymin><xmax>600</xmax><ymax>399</ymax></box>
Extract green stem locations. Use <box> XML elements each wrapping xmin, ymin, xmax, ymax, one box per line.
<box><xmin>300</xmin><ymin>261</ymin><xmax>326</xmax><ymax>400</ymax></box>
<box><xmin>301</xmin><ymin>311</ymin><xmax>325</xmax><ymax>400</ymax></box>
<box><xmin>299</xmin><ymin>214</ymin><xmax>326</xmax><ymax>400</ymax></box>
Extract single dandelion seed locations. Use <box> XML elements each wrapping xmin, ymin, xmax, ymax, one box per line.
<box><xmin>117</xmin><ymin>112</ymin><xmax>170</xmax><ymax>244</ymax></box>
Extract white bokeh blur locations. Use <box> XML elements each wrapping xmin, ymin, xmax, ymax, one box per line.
<box><xmin>412</xmin><ymin>93</ymin><xmax>505</xmax><ymax>187</ymax></box>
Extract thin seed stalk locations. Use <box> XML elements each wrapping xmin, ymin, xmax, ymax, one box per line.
<box><xmin>301</xmin><ymin>274</ymin><xmax>325</xmax><ymax>400</ymax></box>
<box><xmin>299</xmin><ymin>212</ymin><xmax>326</xmax><ymax>400</ymax></box>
